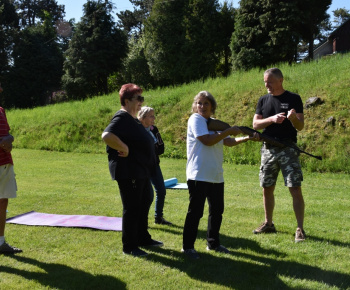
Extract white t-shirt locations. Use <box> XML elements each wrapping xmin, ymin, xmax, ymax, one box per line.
<box><xmin>186</xmin><ymin>113</ymin><xmax>224</xmax><ymax>183</ymax></box>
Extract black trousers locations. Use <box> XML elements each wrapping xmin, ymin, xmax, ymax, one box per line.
<box><xmin>117</xmin><ymin>178</ymin><xmax>154</xmax><ymax>252</ymax></box>
<box><xmin>183</xmin><ymin>180</ymin><xmax>224</xmax><ymax>250</ymax></box>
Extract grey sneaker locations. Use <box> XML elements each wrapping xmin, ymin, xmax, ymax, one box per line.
<box><xmin>206</xmin><ymin>245</ymin><xmax>230</xmax><ymax>253</ymax></box>
<box><xmin>181</xmin><ymin>248</ymin><xmax>200</xmax><ymax>259</ymax></box>
<box><xmin>253</xmin><ymin>222</ymin><xmax>277</xmax><ymax>234</ymax></box>
<box><xmin>295</xmin><ymin>228</ymin><xmax>306</xmax><ymax>243</ymax></box>
<box><xmin>0</xmin><ymin>242</ymin><xmax>22</xmax><ymax>254</ymax></box>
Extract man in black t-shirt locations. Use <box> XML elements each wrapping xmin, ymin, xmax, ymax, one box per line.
<box><xmin>252</xmin><ymin>68</ymin><xmax>306</xmax><ymax>243</ymax></box>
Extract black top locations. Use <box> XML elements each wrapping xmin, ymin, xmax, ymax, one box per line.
<box><xmin>104</xmin><ymin>110</ymin><xmax>156</xmax><ymax>180</ymax></box>
<box><xmin>149</xmin><ymin>125</ymin><xmax>164</xmax><ymax>164</ymax></box>
<box><xmin>255</xmin><ymin>91</ymin><xmax>303</xmax><ymax>142</ymax></box>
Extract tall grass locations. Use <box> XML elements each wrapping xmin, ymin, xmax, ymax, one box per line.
<box><xmin>1</xmin><ymin>149</ymin><xmax>350</xmax><ymax>289</ymax></box>
<box><xmin>7</xmin><ymin>53</ymin><xmax>350</xmax><ymax>172</ymax></box>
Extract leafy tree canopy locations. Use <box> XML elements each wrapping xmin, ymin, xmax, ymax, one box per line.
<box><xmin>144</xmin><ymin>0</ymin><xmax>221</xmax><ymax>85</ymax></box>
<box><xmin>62</xmin><ymin>0</ymin><xmax>127</xmax><ymax>99</ymax></box>
<box><xmin>332</xmin><ymin>8</ymin><xmax>350</xmax><ymax>27</ymax></box>
<box><xmin>231</xmin><ymin>0</ymin><xmax>301</xmax><ymax>70</ymax></box>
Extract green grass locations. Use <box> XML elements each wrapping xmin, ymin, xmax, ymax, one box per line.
<box><xmin>6</xmin><ymin>52</ymin><xmax>350</xmax><ymax>172</ymax></box>
<box><xmin>1</xmin><ymin>149</ymin><xmax>350</xmax><ymax>289</ymax></box>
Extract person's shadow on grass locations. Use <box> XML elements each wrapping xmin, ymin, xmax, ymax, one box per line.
<box><xmin>145</xmin><ymin>231</ymin><xmax>350</xmax><ymax>289</ymax></box>
<box><xmin>1</xmin><ymin>255</ymin><xmax>126</xmax><ymax>290</ymax></box>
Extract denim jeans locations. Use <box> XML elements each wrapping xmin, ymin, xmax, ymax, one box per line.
<box><xmin>150</xmin><ymin>164</ymin><xmax>167</xmax><ymax>218</ymax></box>
<box><xmin>183</xmin><ymin>180</ymin><xmax>224</xmax><ymax>250</ymax></box>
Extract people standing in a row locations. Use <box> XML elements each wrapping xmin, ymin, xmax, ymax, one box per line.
<box><xmin>102</xmin><ymin>83</ymin><xmax>163</xmax><ymax>257</ymax></box>
<box><xmin>0</xmin><ymin>83</ymin><xmax>22</xmax><ymax>254</ymax></box>
<box><xmin>102</xmin><ymin>69</ymin><xmax>306</xmax><ymax>258</ymax></box>
<box><xmin>138</xmin><ymin>107</ymin><xmax>172</xmax><ymax>226</ymax></box>
<box><xmin>182</xmin><ymin>91</ymin><xmax>259</xmax><ymax>259</ymax></box>
<box><xmin>252</xmin><ymin>68</ymin><xmax>306</xmax><ymax>243</ymax></box>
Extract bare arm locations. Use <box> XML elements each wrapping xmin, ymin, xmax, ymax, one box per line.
<box><xmin>223</xmin><ymin>136</ymin><xmax>250</xmax><ymax>147</ymax></box>
<box><xmin>287</xmin><ymin>109</ymin><xmax>304</xmax><ymax>131</ymax></box>
<box><xmin>197</xmin><ymin>126</ymin><xmax>242</xmax><ymax>146</ymax></box>
<box><xmin>101</xmin><ymin>132</ymin><xmax>129</xmax><ymax>157</ymax></box>
<box><xmin>224</xmin><ymin>132</ymin><xmax>261</xmax><ymax>147</ymax></box>
<box><xmin>253</xmin><ymin>110</ymin><xmax>304</xmax><ymax>131</ymax></box>
<box><xmin>253</xmin><ymin>113</ymin><xmax>286</xmax><ymax>130</ymax></box>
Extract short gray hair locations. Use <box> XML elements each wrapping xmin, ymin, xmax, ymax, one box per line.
<box><xmin>264</xmin><ymin>68</ymin><xmax>283</xmax><ymax>79</ymax></box>
<box><xmin>192</xmin><ymin>91</ymin><xmax>217</xmax><ymax>115</ymax></box>
<box><xmin>138</xmin><ymin>106</ymin><xmax>154</xmax><ymax>120</ymax></box>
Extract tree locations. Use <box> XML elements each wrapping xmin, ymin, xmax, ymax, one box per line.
<box><xmin>231</xmin><ymin>0</ymin><xmax>301</xmax><ymax>70</ymax></box>
<box><xmin>333</xmin><ymin>8</ymin><xmax>350</xmax><ymax>28</ymax></box>
<box><xmin>16</xmin><ymin>0</ymin><xmax>65</xmax><ymax>27</ymax></box>
<box><xmin>62</xmin><ymin>0</ymin><xmax>127</xmax><ymax>99</ymax></box>
<box><xmin>5</xmin><ymin>11</ymin><xmax>63</xmax><ymax>108</ymax></box>
<box><xmin>117</xmin><ymin>0</ymin><xmax>154</xmax><ymax>37</ymax></box>
<box><xmin>116</xmin><ymin>36</ymin><xmax>154</xmax><ymax>90</ymax></box>
<box><xmin>296</xmin><ymin>0</ymin><xmax>331</xmax><ymax>60</ymax></box>
<box><xmin>0</xmin><ymin>0</ymin><xmax>19</xmax><ymax>74</ymax></box>
<box><xmin>217</xmin><ymin>1</ymin><xmax>236</xmax><ymax>76</ymax></box>
<box><xmin>144</xmin><ymin>0</ymin><xmax>221</xmax><ymax>85</ymax></box>
<box><xmin>0</xmin><ymin>0</ymin><xmax>19</xmax><ymax>107</ymax></box>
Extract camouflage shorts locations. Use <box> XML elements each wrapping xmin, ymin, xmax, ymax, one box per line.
<box><xmin>259</xmin><ymin>144</ymin><xmax>303</xmax><ymax>187</ymax></box>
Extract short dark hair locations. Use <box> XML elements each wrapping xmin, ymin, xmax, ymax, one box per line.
<box><xmin>264</xmin><ymin>68</ymin><xmax>283</xmax><ymax>79</ymax></box>
<box><xmin>119</xmin><ymin>83</ymin><xmax>142</xmax><ymax>106</ymax></box>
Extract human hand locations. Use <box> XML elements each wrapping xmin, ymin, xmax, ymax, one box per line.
<box><xmin>287</xmin><ymin>108</ymin><xmax>297</xmax><ymax>120</ymax></box>
<box><xmin>229</xmin><ymin>126</ymin><xmax>242</xmax><ymax>135</ymax></box>
<box><xmin>249</xmin><ymin>132</ymin><xmax>261</xmax><ymax>141</ymax></box>
<box><xmin>270</xmin><ymin>113</ymin><xmax>286</xmax><ymax>124</ymax></box>
<box><xmin>118</xmin><ymin>147</ymin><xmax>129</xmax><ymax>157</ymax></box>
<box><xmin>0</xmin><ymin>136</ymin><xmax>13</xmax><ymax>152</ymax></box>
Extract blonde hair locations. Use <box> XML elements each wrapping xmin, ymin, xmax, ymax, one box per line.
<box><xmin>138</xmin><ymin>106</ymin><xmax>154</xmax><ymax>120</ymax></box>
<box><xmin>192</xmin><ymin>91</ymin><xmax>217</xmax><ymax>115</ymax></box>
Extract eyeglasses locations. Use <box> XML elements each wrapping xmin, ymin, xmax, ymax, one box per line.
<box><xmin>132</xmin><ymin>95</ymin><xmax>144</xmax><ymax>102</ymax></box>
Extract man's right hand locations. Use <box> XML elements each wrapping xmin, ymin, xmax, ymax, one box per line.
<box><xmin>270</xmin><ymin>113</ymin><xmax>286</xmax><ymax>124</ymax></box>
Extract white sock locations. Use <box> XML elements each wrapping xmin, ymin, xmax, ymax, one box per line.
<box><xmin>0</xmin><ymin>236</ymin><xmax>4</xmax><ymax>245</ymax></box>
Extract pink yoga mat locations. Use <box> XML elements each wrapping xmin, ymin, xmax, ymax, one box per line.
<box><xmin>6</xmin><ymin>211</ymin><xmax>122</xmax><ymax>231</ymax></box>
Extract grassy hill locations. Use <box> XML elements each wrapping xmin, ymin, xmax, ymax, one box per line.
<box><xmin>7</xmin><ymin>53</ymin><xmax>350</xmax><ymax>173</ymax></box>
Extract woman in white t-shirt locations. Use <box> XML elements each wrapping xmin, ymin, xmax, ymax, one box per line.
<box><xmin>182</xmin><ymin>91</ymin><xmax>257</xmax><ymax>259</ymax></box>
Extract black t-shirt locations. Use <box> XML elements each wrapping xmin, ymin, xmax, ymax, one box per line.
<box><xmin>255</xmin><ymin>91</ymin><xmax>303</xmax><ymax>142</ymax></box>
<box><xmin>104</xmin><ymin>110</ymin><xmax>156</xmax><ymax>180</ymax></box>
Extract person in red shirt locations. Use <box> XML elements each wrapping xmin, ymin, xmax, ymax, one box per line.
<box><xmin>0</xmin><ymin>83</ymin><xmax>22</xmax><ymax>254</ymax></box>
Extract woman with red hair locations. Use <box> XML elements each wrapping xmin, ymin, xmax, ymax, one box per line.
<box><xmin>102</xmin><ymin>83</ymin><xmax>163</xmax><ymax>257</ymax></box>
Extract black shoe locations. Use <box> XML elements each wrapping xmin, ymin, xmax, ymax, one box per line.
<box><xmin>155</xmin><ymin>217</ymin><xmax>172</xmax><ymax>225</ymax></box>
<box><xmin>139</xmin><ymin>239</ymin><xmax>164</xmax><ymax>247</ymax></box>
<box><xmin>123</xmin><ymin>248</ymin><xmax>148</xmax><ymax>257</ymax></box>
<box><xmin>0</xmin><ymin>242</ymin><xmax>22</xmax><ymax>254</ymax></box>
<box><xmin>206</xmin><ymin>245</ymin><xmax>230</xmax><ymax>253</ymax></box>
<box><xmin>181</xmin><ymin>248</ymin><xmax>200</xmax><ymax>259</ymax></box>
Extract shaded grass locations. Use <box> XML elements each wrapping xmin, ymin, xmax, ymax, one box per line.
<box><xmin>1</xmin><ymin>149</ymin><xmax>350</xmax><ymax>289</ymax></box>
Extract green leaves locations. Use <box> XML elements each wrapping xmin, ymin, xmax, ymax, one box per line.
<box><xmin>62</xmin><ymin>0</ymin><xmax>127</xmax><ymax>99</ymax></box>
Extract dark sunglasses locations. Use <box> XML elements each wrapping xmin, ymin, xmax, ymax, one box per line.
<box><xmin>132</xmin><ymin>95</ymin><xmax>144</xmax><ymax>102</ymax></box>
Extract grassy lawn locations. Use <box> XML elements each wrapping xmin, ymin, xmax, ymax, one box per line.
<box><xmin>1</xmin><ymin>149</ymin><xmax>349</xmax><ymax>289</ymax></box>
